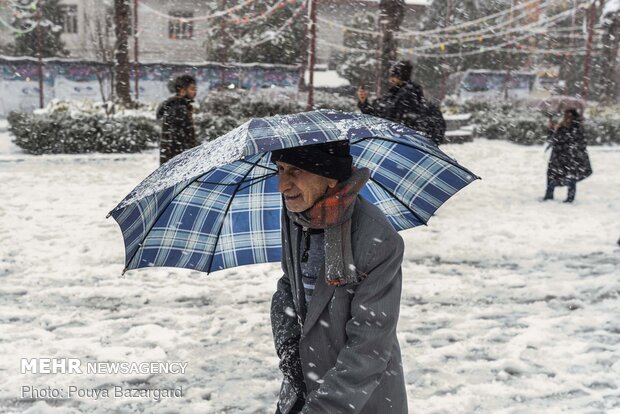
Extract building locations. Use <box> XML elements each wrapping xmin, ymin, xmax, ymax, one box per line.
<box><xmin>47</xmin><ymin>0</ymin><xmax>427</xmax><ymax>65</ymax></box>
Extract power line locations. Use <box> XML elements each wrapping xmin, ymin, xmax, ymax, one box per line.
<box><xmin>330</xmin><ymin>6</ymin><xmax>578</xmax><ymax>55</ymax></box>
<box><xmin>138</xmin><ymin>0</ymin><xmax>256</xmax><ymax>22</ymax></box>
<box><xmin>404</xmin><ymin>0</ymin><xmax>550</xmax><ymax>35</ymax></box>
<box><xmin>228</xmin><ymin>0</ymin><xmax>307</xmax><ymax>48</ymax></box>
<box><xmin>402</xmin><ymin>6</ymin><xmax>578</xmax><ymax>52</ymax></box>
<box><xmin>320</xmin><ymin>7</ymin><xmax>591</xmax><ymax>58</ymax></box>
<box><xmin>398</xmin><ymin>0</ymin><xmax>555</xmax><ymax>40</ymax></box>
<box><xmin>317</xmin><ymin>0</ymin><xmax>550</xmax><ymax>38</ymax></box>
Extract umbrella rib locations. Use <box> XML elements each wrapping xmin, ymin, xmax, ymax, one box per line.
<box><xmin>200</xmin><ymin>172</ymin><xmax>273</xmax><ymax>187</ymax></box>
<box><xmin>238</xmin><ymin>173</ymin><xmax>276</xmax><ymax>193</ymax></box>
<box><xmin>123</xmin><ymin>177</ymin><xmax>203</xmax><ymax>273</ymax></box>
<box><xmin>205</xmin><ymin>152</ymin><xmax>269</xmax><ymax>274</ymax></box>
<box><xmin>350</xmin><ymin>136</ymin><xmax>480</xmax><ymax>179</ymax></box>
<box><xmin>369</xmin><ymin>176</ymin><xmax>428</xmax><ymax>226</ymax></box>
<box><xmin>240</xmin><ymin>159</ymin><xmax>277</xmax><ymax>173</ymax></box>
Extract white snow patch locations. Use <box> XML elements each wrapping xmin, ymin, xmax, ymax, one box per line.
<box><xmin>304</xmin><ymin>70</ymin><xmax>350</xmax><ymax>88</ymax></box>
<box><xmin>0</xmin><ymin>130</ymin><xmax>618</xmax><ymax>413</ymax></box>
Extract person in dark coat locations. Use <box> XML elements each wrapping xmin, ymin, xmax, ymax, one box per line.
<box><xmin>357</xmin><ymin>60</ymin><xmax>425</xmax><ymax>130</ymax></box>
<box><xmin>543</xmin><ymin>108</ymin><xmax>592</xmax><ymax>203</ymax></box>
<box><xmin>356</xmin><ymin>60</ymin><xmax>447</xmax><ymax>146</ymax></box>
<box><xmin>270</xmin><ymin>141</ymin><xmax>408</xmax><ymax>414</ymax></box>
<box><xmin>156</xmin><ymin>74</ymin><xmax>199</xmax><ymax>165</ymax></box>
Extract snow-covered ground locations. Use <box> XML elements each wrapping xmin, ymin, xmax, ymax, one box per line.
<box><xmin>0</xmin><ymin>129</ymin><xmax>618</xmax><ymax>414</ymax></box>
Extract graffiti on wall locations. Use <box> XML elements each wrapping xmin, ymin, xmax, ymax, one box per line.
<box><xmin>0</xmin><ymin>57</ymin><xmax>299</xmax><ymax>116</ymax></box>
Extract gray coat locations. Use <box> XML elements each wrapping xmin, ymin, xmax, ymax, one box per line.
<box><xmin>271</xmin><ymin>197</ymin><xmax>408</xmax><ymax>414</ymax></box>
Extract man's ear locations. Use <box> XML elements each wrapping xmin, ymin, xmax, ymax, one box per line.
<box><xmin>327</xmin><ymin>178</ymin><xmax>338</xmax><ymax>189</ymax></box>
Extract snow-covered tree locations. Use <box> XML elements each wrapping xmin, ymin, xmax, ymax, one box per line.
<box><xmin>334</xmin><ymin>11</ymin><xmax>378</xmax><ymax>90</ymax></box>
<box><xmin>206</xmin><ymin>0</ymin><xmax>306</xmax><ymax>65</ymax></box>
<box><xmin>8</xmin><ymin>0</ymin><xmax>68</xmax><ymax>57</ymax></box>
<box><xmin>597</xmin><ymin>2</ymin><xmax>619</xmax><ymax>103</ymax></box>
<box><xmin>411</xmin><ymin>0</ymin><xmax>527</xmax><ymax>99</ymax></box>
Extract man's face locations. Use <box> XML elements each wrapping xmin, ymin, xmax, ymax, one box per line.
<box><xmin>276</xmin><ymin>161</ymin><xmax>338</xmax><ymax>213</ymax></box>
<box><xmin>180</xmin><ymin>84</ymin><xmax>197</xmax><ymax>99</ymax></box>
<box><xmin>388</xmin><ymin>76</ymin><xmax>402</xmax><ymax>87</ymax></box>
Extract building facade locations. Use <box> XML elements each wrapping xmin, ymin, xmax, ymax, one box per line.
<box><xmin>51</xmin><ymin>0</ymin><xmax>427</xmax><ymax>65</ymax></box>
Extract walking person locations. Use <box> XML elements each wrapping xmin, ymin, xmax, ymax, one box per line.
<box><xmin>542</xmin><ymin>108</ymin><xmax>592</xmax><ymax>203</ymax></box>
<box><xmin>156</xmin><ymin>74</ymin><xmax>199</xmax><ymax>165</ymax></box>
<box><xmin>357</xmin><ymin>60</ymin><xmax>446</xmax><ymax>145</ymax></box>
<box><xmin>270</xmin><ymin>141</ymin><xmax>408</xmax><ymax>414</ymax></box>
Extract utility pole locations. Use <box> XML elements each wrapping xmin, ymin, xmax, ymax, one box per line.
<box><xmin>220</xmin><ymin>0</ymin><xmax>228</xmax><ymax>87</ymax></box>
<box><xmin>377</xmin><ymin>0</ymin><xmax>404</xmax><ymax>96</ymax></box>
<box><xmin>36</xmin><ymin>0</ymin><xmax>44</xmax><ymax>109</ymax></box>
<box><xmin>114</xmin><ymin>0</ymin><xmax>132</xmax><ymax>105</ymax></box>
<box><xmin>581</xmin><ymin>0</ymin><xmax>596</xmax><ymax>100</ymax></box>
<box><xmin>559</xmin><ymin>0</ymin><xmax>578</xmax><ymax>94</ymax></box>
<box><xmin>298</xmin><ymin>1</ymin><xmax>309</xmax><ymax>92</ymax></box>
<box><xmin>307</xmin><ymin>0</ymin><xmax>317</xmax><ymax>110</ymax></box>
<box><xmin>599</xmin><ymin>0</ymin><xmax>618</xmax><ymax>103</ymax></box>
<box><xmin>503</xmin><ymin>0</ymin><xmax>516</xmax><ymax>101</ymax></box>
<box><xmin>134</xmin><ymin>0</ymin><xmax>139</xmax><ymax>100</ymax></box>
<box><xmin>440</xmin><ymin>0</ymin><xmax>452</xmax><ymax>99</ymax></box>
<box><xmin>374</xmin><ymin>12</ymin><xmax>384</xmax><ymax>96</ymax></box>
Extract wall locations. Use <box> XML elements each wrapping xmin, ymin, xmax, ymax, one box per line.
<box><xmin>0</xmin><ymin>56</ymin><xmax>298</xmax><ymax>117</ymax></box>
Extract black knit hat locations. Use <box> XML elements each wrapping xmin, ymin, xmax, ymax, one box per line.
<box><xmin>389</xmin><ymin>60</ymin><xmax>413</xmax><ymax>82</ymax></box>
<box><xmin>271</xmin><ymin>141</ymin><xmax>353</xmax><ymax>182</ymax></box>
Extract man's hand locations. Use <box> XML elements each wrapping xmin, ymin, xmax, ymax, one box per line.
<box><xmin>278</xmin><ymin>339</ymin><xmax>306</xmax><ymax>398</ymax></box>
<box><xmin>357</xmin><ymin>86</ymin><xmax>368</xmax><ymax>103</ymax></box>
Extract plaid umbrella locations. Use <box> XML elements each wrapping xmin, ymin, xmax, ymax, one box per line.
<box><xmin>109</xmin><ymin>110</ymin><xmax>479</xmax><ymax>274</ymax></box>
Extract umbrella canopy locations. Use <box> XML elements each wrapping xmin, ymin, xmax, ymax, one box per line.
<box><xmin>109</xmin><ymin>110</ymin><xmax>479</xmax><ymax>274</ymax></box>
<box><xmin>536</xmin><ymin>95</ymin><xmax>586</xmax><ymax>116</ymax></box>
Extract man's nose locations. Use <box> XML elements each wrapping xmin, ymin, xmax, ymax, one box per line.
<box><xmin>277</xmin><ymin>173</ymin><xmax>291</xmax><ymax>193</ymax></box>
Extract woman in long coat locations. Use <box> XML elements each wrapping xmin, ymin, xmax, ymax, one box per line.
<box><xmin>543</xmin><ymin>109</ymin><xmax>592</xmax><ymax>203</ymax></box>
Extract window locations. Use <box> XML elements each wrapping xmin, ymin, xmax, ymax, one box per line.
<box><xmin>168</xmin><ymin>11</ymin><xmax>193</xmax><ymax>40</ymax></box>
<box><xmin>60</xmin><ymin>5</ymin><xmax>78</xmax><ymax>34</ymax></box>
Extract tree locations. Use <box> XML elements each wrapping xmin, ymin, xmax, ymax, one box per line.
<box><xmin>114</xmin><ymin>0</ymin><xmax>132</xmax><ymax>105</ymax></box>
<box><xmin>205</xmin><ymin>0</ymin><xmax>306</xmax><ymax>65</ymax></box>
<box><xmin>411</xmin><ymin>0</ymin><xmax>523</xmax><ymax>99</ymax></box>
<box><xmin>334</xmin><ymin>11</ymin><xmax>378</xmax><ymax>90</ymax></box>
<box><xmin>378</xmin><ymin>0</ymin><xmax>405</xmax><ymax>94</ymax></box>
<box><xmin>596</xmin><ymin>7</ymin><xmax>619</xmax><ymax>104</ymax></box>
<box><xmin>9</xmin><ymin>0</ymin><xmax>68</xmax><ymax>57</ymax></box>
<box><xmin>84</xmin><ymin>5</ymin><xmax>115</xmax><ymax>103</ymax></box>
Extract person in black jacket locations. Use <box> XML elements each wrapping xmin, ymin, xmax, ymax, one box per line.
<box><xmin>357</xmin><ymin>61</ymin><xmax>425</xmax><ymax>129</ymax></box>
<box><xmin>543</xmin><ymin>109</ymin><xmax>592</xmax><ymax>203</ymax></box>
<box><xmin>357</xmin><ymin>61</ymin><xmax>446</xmax><ymax>145</ymax></box>
<box><xmin>156</xmin><ymin>75</ymin><xmax>199</xmax><ymax>165</ymax></box>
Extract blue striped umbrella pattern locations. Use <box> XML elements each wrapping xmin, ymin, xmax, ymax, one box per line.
<box><xmin>109</xmin><ymin>110</ymin><xmax>479</xmax><ymax>274</ymax></box>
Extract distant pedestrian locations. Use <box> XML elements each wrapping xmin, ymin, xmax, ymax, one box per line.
<box><xmin>542</xmin><ymin>109</ymin><xmax>592</xmax><ymax>203</ymax></box>
<box><xmin>156</xmin><ymin>74</ymin><xmax>199</xmax><ymax>165</ymax></box>
<box><xmin>357</xmin><ymin>60</ymin><xmax>445</xmax><ymax>145</ymax></box>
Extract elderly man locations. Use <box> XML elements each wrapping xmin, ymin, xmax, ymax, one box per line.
<box><xmin>270</xmin><ymin>141</ymin><xmax>408</xmax><ymax>414</ymax></box>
